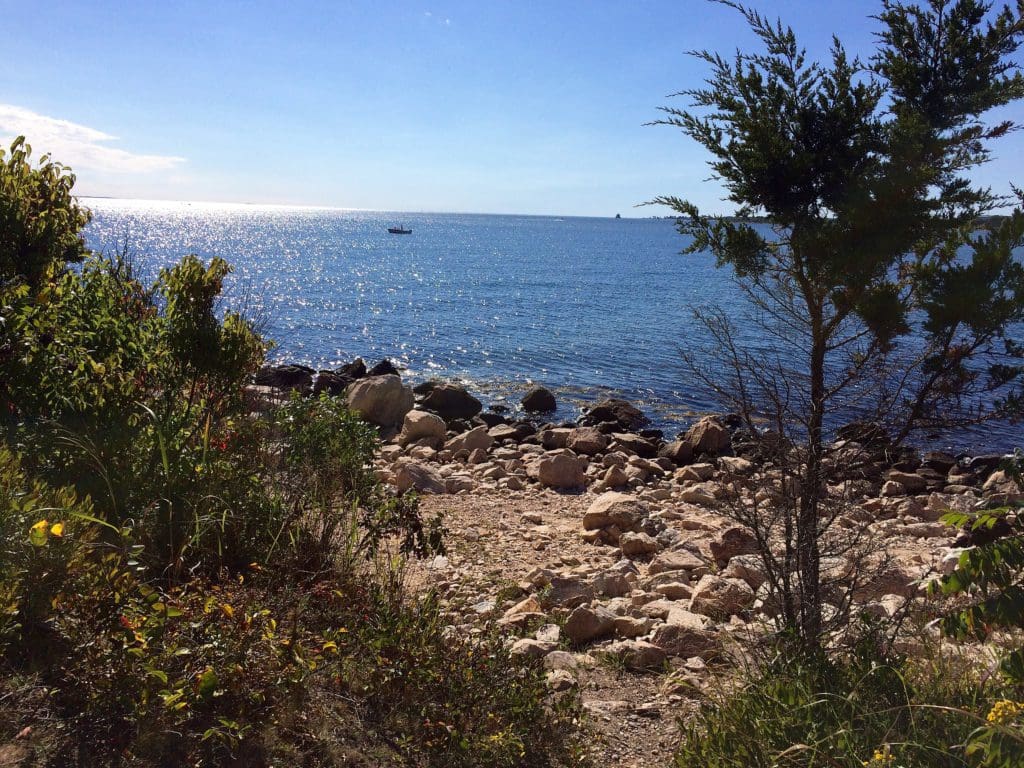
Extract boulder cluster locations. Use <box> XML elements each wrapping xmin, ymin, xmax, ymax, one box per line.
<box><xmin>249</xmin><ymin>360</ymin><xmax>1023</xmax><ymax>691</ymax></box>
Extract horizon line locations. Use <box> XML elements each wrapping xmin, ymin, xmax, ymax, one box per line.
<box><xmin>77</xmin><ymin>195</ymin><xmax>673</xmax><ymax>220</ymax></box>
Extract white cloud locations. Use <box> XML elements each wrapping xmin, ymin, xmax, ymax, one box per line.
<box><xmin>0</xmin><ymin>104</ymin><xmax>185</xmax><ymax>173</ymax></box>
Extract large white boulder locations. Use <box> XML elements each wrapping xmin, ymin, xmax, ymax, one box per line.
<box><xmin>347</xmin><ymin>374</ymin><xmax>413</xmax><ymax>429</ymax></box>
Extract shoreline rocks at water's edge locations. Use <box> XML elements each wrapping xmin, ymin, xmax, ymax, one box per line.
<box><xmin>248</xmin><ymin>358</ymin><xmax>1023</xmax><ymax>697</ymax></box>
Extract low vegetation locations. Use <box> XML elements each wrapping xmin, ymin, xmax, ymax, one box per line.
<box><xmin>0</xmin><ymin>137</ymin><xmax>584</xmax><ymax>766</ymax></box>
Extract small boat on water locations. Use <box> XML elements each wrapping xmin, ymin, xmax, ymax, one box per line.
<box><xmin>388</xmin><ymin>225</ymin><xmax>412</xmax><ymax>234</ymax></box>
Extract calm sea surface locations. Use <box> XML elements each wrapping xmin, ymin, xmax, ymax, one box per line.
<box><xmin>82</xmin><ymin>199</ymin><xmax>1022</xmax><ymax>453</ymax></box>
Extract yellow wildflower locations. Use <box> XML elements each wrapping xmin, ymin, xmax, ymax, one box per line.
<box><xmin>987</xmin><ymin>699</ymin><xmax>1024</xmax><ymax>726</ymax></box>
<box><xmin>863</xmin><ymin>745</ymin><xmax>896</xmax><ymax>766</ymax></box>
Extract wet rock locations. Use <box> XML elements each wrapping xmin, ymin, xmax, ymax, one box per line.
<box><xmin>521</xmin><ymin>385</ymin><xmax>557</xmax><ymax>413</ymax></box>
<box><xmin>312</xmin><ymin>370</ymin><xmax>352</xmax><ymax>396</ymax></box>
<box><xmin>579</xmin><ymin>398</ymin><xmax>648</xmax><ymax>432</ymax></box>
<box><xmin>420</xmin><ymin>383</ymin><xmax>483</xmax><ymax>420</ymax></box>
<box><xmin>367</xmin><ymin>358</ymin><xmax>400</xmax><ymax>377</ymax></box>
<box><xmin>347</xmin><ymin>374</ymin><xmax>414</xmax><ymax>428</ymax></box>
<box><xmin>336</xmin><ymin>357</ymin><xmax>367</xmax><ymax>380</ymax></box>
<box><xmin>254</xmin><ymin>363</ymin><xmax>314</xmax><ymax>391</ymax></box>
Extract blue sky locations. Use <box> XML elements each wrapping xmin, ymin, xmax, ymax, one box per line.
<box><xmin>1</xmin><ymin>0</ymin><xmax>1022</xmax><ymax>216</ymax></box>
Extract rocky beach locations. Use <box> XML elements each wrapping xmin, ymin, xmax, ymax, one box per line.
<box><xmin>251</xmin><ymin>359</ymin><xmax>1023</xmax><ymax>767</ymax></box>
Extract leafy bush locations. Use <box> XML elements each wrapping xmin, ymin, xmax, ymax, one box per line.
<box><xmin>933</xmin><ymin>452</ymin><xmax>1024</xmax><ymax>766</ymax></box>
<box><xmin>0</xmin><ymin>143</ymin><xmax>583</xmax><ymax>767</ymax></box>
<box><xmin>0</xmin><ymin>135</ymin><xmax>90</xmax><ymax>287</ymax></box>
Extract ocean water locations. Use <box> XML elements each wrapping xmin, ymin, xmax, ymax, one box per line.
<box><xmin>82</xmin><ymin>199</ymin><xmax>1022</xmax><ymax>453</ymax></box>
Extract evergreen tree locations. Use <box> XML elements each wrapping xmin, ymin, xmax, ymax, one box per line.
<box><xmin>653</xmin><ymin>0</ymin><xmax>1024</xmax><ymax>647</ymax></box>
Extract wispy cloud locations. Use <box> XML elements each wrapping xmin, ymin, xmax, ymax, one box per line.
<box><xmin>0</xmin><ymin>104</ymin><xmax>185</xmax><ymax>173</ymax></box>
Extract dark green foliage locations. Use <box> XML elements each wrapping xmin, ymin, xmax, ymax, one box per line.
<box><xmin>0</xmin><ymin>136</ymin><xmax>90</xmax><ymax>287</ymax></box>
<box><xmin>935</xmin><ymin>454</ymin><xmax>1024</xmax><ymax>683</ymax></box>
<box><xmin>652</xmin><ymin>0</ymin><xmax>1024</xmax><ymax>649</ymax></box>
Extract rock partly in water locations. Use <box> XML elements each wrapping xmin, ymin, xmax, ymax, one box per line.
<box><xmin>366</xmin><ymin>359</ymin><xmax>400</xmax><ymax>377</ymax></box>
<box><xmin>579</xmin><ymin>398</ymin><xmax>648</xmax><ymax>432</ymax></box>
<box><xmin>521</xmin><ymin>385</ymin><xmax>557</xmax><ymax>413</ymax></box>
<box><xmin>254</xmin><ymin>364</ymin><xmax>314</xmax><ymax>391</ymax></box>
<box><xmin>420</xmin><ymin>383</ymin><xmax>483</xmax><ymax>421</ymax></box>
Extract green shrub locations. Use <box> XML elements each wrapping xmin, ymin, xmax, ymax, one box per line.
<box><xmin>0</xmin><ymin>445</ymin><xmax>94</xmax><ymax>660</ymax></box>
<box><xmin>933</xmin><ymin>451</ymin><xmax>1024</xmax><ymax>766</ymax></box>
<box><xmin>674</xmin><ymin>640</ymin><xmax>985</xmax><ymax>768</ymax></box>
<box><xmin>0</xmin><ymin>135</ymin><xmax>90</xmax><ymax>287</ymax></box>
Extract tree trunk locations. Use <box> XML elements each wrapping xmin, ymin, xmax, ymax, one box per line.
<box><xmin>798</xmin><ymin>313</ymin><xmax>826</xmax><ymax>648</ymax></box>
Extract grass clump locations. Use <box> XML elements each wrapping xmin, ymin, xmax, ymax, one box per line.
<box><xmin>673</xmin><ymin>632</ymin><xmax>1017</xmax><ymax>768</ymax></box>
